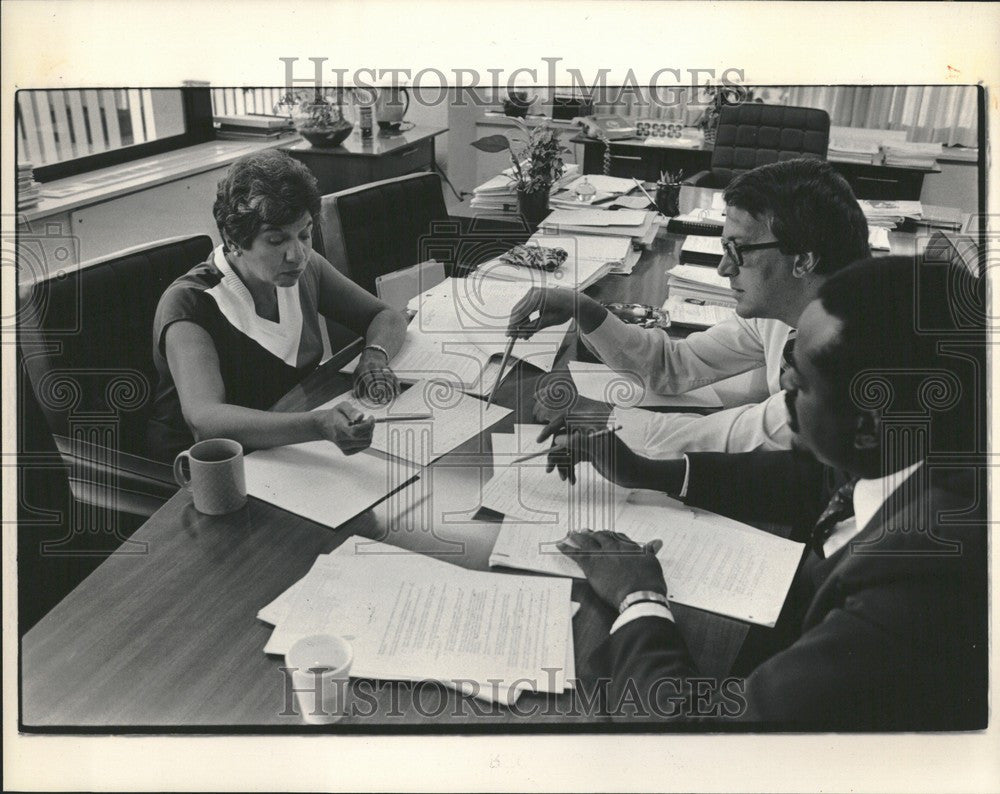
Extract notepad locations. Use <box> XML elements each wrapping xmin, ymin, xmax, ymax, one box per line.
<box><xmin>567</xmin><ymin>361</ymin><xmax>723</xmax><ymax>409</ymax></box>
<box><xmin>244</xmin><ymin>443</ymin><xmax>419</xmax><ymax>531</ymax></box>
<box><xmin>318</xmin><ymin>380</ymin><xmax>512</xmax><ymax>466</ymax></box>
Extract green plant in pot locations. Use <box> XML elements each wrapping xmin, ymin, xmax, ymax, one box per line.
<box><xmin>276</xmin><ymin>88</ymin><xmax>353</xmax><ymax>148</ymax></box>
<box><xmin>471</xmin><ymin>120</ymin><xmax>569</xmax><ymax>228</ymax></box>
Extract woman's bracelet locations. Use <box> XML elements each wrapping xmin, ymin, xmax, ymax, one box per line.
<box><xmin>362</xmin><ymin>344</ymin><xmax>389</xmax><ymax>362</ymax></box>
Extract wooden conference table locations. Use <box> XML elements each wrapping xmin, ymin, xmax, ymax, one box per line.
<box><xmin>20</xmin><ymin>188</ymin><xmax>928</xmax><ymax>729</ymax></box>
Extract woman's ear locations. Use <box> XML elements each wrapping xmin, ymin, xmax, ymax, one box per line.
<box><xmin>853</xmin><ymin>409</ymin><xmax>881</xmax><ymax>451</ymax></box>
<box><xmin>791</xmin><ymin>251</ymin><xmax>820</xmax><ymax>278</ymax></box>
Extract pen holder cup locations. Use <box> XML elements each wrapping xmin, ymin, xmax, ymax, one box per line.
<box><xmin>655</xmin><ymin>182</ymin><xmax>682</xmax><ymax>218</ymax></box>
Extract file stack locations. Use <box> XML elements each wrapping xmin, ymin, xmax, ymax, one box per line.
<box><xmin>881</xmin><ymin>141</ymin><xmax>942</xmax><ymax>169</ymax></box>
<box><xmin>858</xmin><ymin>199</ymin><xmax>924</xmax><ymax>228</ymax></box>
<box><xmin>475</xmin><ymin>233</ymin><xmax>637</xmax><ymax>289</ymax></box>
<box><xmin>259</xmin><ymin>540</ymin><xmax>575</xmax><ymax>706</ymax></box>
<box><xmin>539</xmin><ymin>208</ymin><xmax>658</xmax><ymax>248</ymax></box>
<box><xmin>469</xmin><ymin>164</ymin><xmax>580</xmax><ymax>216</ymax></box>
<box><xmin>17</xmin><ymin>162</ymin><xmax>41</xmax><ymax>210</ymax></box>
<box><xmin>679</xmin><ymin>234</ymin><xmax>725</xmax><ymax>266</ymax></box>
<box><xmin>213</xmin><ymin>114</ymin><xmax>295</xmax><ymax>141</ymax></box>
<box><xmin>664</xmin><ymin>263</ymin><xmax>738</xmax><ymax>327</ymax></box>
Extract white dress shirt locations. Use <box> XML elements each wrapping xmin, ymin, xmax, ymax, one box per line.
<box><xmin>581</xmin><ymin>312</ymin><xmax>794</xmax><ymax>457</ymax></box>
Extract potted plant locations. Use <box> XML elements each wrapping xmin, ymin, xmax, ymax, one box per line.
<box><xmin>696</xmin><ymin>84</ymin><xmax>756</xmax><ymax>144</ymax></box>
<box><xmin>471</xmin><ymin>120</ymin><xmax>569</xmax><ymax>227</ymax></box>
<box><xmin>275</xmin><ymin>88</ymin><xmax>353</xmax><ymax>148</ymax></box>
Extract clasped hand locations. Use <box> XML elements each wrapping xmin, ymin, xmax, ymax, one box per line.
<box><xmin>558</xmin><ymin>530</ymin><xmax>667</xmax><ymax>609</ymax></box>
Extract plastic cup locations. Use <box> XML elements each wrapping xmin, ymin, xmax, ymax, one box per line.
<box><xmin>285</xmin><ymin>635</ymin><xmax>353</xmax><ymax>724</ymax></box>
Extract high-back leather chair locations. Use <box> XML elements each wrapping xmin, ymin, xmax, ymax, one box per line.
<box><xmin>19</xmin><ymin>234</ymin><xmax>214</xmax><ymax>519</ymax></box>
<box><xmin>687</xmin><ymin>104</ymin><xmax>831</xmax><ymax>189</ymax></box>
<box><xmin>317</xmin><ymin>172</ymin><xmax>452</xmax><ymax>296</ymax></box>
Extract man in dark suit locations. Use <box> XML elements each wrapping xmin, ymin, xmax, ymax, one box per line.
<box><xmin>550</xmin><ymin>256</ymin><xmax>986</xmax><ymax>728</ymax></box>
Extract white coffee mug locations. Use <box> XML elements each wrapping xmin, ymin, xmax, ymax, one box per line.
<box><xmin>173</xmin><ymin>438</ymin><xmax>247</xmax><ymax>514</ymax></box>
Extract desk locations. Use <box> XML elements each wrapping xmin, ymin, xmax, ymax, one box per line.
<box><xmin>282</xmin><ymin>126</ymin><xmax>447</xmax><ymax>196</ymax></box>
<box><xmin>20</xmin><ymin>188</ymin><xmax>934</xmax><ymax>727</ymax></box>
<box><xmin>573</xmin><ymin>135</ymin><xmax>939</xmax><ymax>201</ymax></box>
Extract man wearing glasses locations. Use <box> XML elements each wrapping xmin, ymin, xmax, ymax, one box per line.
<box><xmin>507</xmin><ymin>158</ymin><xmax>871</xmax><ymax>456</ymax></box>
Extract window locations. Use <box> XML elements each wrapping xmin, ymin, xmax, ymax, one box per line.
<box><xmin>16</xmin><ymin>87</ymin><xmax>215</xmax><ymax>181</ymax></box>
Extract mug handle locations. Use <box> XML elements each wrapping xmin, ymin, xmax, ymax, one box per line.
<box><xmin>173</xmin><ymin>451</ymin><xmax>192</xmax><ymax>490</ymax></box>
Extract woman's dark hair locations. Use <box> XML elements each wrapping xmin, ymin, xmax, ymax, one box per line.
<box><xmin>213</xmin><ymin>149</ymin><xmax>321</xmax><ymax>251</ymax></box>
<box><xmin>723</xmin><ymin>158</ymin><xmax>871</xmax><ymax>275</ymax></box>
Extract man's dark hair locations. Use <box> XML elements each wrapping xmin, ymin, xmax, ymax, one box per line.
<box><xmin>723</xmin><ymin>158</ymin><xmax>870</xmax><ymax>275</ymax></box>
<box><xmin>213</xmin><ymin>149</ymin><xmax>321</xmax><ymax>251</ymax></box>
<box><xmin>814</xmin><ymin>255</ymin><xmax>984</xmax><ymax>454</ymax></box>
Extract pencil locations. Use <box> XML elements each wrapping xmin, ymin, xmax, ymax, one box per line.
<box><xmin>510</xmin><ymin>424</ymin><xmax>624</xmax><ymax>464</ymax></box>
<box><xmin>485</xmin><ymin>336</ymin><xmax>516</xmax><ymax>410</ymax></box>
<box><xmin>632</xmin><ymin>178</ymin><xmax>658</xmax><ymax>210</ymax></box>
<box><xmin>351</xmin><ymin>413</ymin><xmax>433</xmax><ymax>425</ymax></box>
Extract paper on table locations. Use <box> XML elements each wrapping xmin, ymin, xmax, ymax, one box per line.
<box><xmin>489</xmin><ymin>490</ymin><xmax>804</xmax><ymax>626</ymax></box>
<box><xmin>481</xmin><ymin>434</ymin><xmax>629</xmax><ymax>531</ymax></box>
<box><xmin>564</xmin><ymin>174</ymin><xmax>637</xmax><ymax>195</ymax></box>
<box><xmin>567</xmin><ymin>361</ymin><xmax>722</xmax><ymax>409</ymax></box>
<box><xmin>868</xmin><ymin>227</ymin><xmax>891</xmax><ymax>251</ymax></box>
<box><xmin>263</xmin><ymin>545</ymin><xmax>572</xmax><ymax>690</ymax></box>
<box><xmin>316</xmin><ymin>380</ymin><xmax>511</xmax><ymax>467</ymax></box>
<box><xmin>662</xmin><ymin>295</ymin><xmax>736</xmax><ymax>329</ymax></box>
<box><xmin>244</xmin><ymin>442</ymin><xmax>419</xmax><ymax>531</ymax></box>
<box><xmin>667</xmin><ymin>264</ymin><xmax>732</xmax><ymax>291</ymax></box>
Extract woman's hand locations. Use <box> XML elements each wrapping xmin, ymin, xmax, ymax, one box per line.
<box><xmin>353</xmin><ymin>349</ymin><xmax>400</xmax><ymax>404</ymax></box>
<box><xmin>315</xmin><ymin>401</ymin><xmax>375</xmax><ymax>454</ymax></box>
<box><xmin>558</xmin><ymin>530</ymin><xmax>667</xmax><ymax>609</ymax></box>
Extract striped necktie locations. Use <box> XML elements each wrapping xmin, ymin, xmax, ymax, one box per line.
<box><xmin>811</xmin><ymin>479</ymin><xmax>858</xmax><ymax>558</ymax></box>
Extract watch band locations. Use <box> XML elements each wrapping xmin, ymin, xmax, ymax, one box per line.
<box><xmin>362</xmin><ymin>344</ymin><xmax>389</xmax><ymax>361</ymax></box>
<box><xmin>618</xmin><ymin>590</ymin><xmax>669</xmax><ymax>614</ymax></box>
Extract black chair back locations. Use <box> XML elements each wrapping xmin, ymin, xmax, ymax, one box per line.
<box><xmin>709</xmin><ymin>103</ymin><xmax>831</xmax><ymax>186</ymax></box>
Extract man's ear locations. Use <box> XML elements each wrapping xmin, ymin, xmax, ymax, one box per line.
<box><xmin>791</xmin><ymin>251</ymin><xmax>820</xmax><ymax>278</ymax></box>
<box><xmin>853</xmin><ymin>409</ymin><xmax>881</xmax><ymax>451</ymax></box>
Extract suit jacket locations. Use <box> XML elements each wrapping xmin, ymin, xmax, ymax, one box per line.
<box><xmin>604</xmin><ymin>450</ymin><xmax>987</xmax><ymax>729</ymax></box>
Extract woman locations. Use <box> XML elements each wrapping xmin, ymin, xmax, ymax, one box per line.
<box><xmin>148</xmin><ymin>149</ymin><xmax>407</xmax><ymax>461</ymax></box>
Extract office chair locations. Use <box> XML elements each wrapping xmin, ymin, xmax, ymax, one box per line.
<box><xmin>19</xmin><ymin>234</ymin><xmax>215</xmax><ymax>525</ymax></box>
<box><xmin>686</xmin><ymin>104</ymin><xmax>831</xmax><ymax>189</ymax></box>
<box><xmin>316</xmin><ymin>172</ymin><xmax>454</xmax><ymax>296</ymax></box>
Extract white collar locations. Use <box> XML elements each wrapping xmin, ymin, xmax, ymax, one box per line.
<box><xmin>205</xmin><ymin>246</ymin><xmax>304</xmax><ymax>366</ymax></box>
<box><xmin>852</xmin><ymin>459</ymin><xmax>924</xmax><ymax>533</ymax></box>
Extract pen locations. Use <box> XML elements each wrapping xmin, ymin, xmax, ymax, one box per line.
<box><xmin>485</xmin><ymin>336</ymin><xmax>516</xmax><ymax>410</ymax></box>
<box><xmin>350</xmin><ymin>413</ymin><xmax>433</xmax><ymax>425</ymax></box>
<box><xmin>510</xmin><ymin>424</ymin><xmax>624</xmax><ymax>464</ymax></box>
<box><xmin>632</xmin><ymin>178</ymin><xmax>658</xmax><ymax>210</ymax></box>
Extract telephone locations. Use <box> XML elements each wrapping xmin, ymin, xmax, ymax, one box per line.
<box><xmin>572</xmin><ymin>114</ymin><xmax>637</xmax><ymax>140</ymax></box>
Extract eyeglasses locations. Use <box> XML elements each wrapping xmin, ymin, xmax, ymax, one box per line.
<box><xmin>721</xmin><ymin>239</ymin><xmax>783</xmax><ymax>270</ymax></box>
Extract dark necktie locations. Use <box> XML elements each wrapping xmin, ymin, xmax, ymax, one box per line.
<box><xmin>779</xmin><ymin>333</ymin><xmax>796</xmax><ymax>378</ymax></box>
<box><xmin>811</xmin><ymin>479</ymin><xmax>858</xmax><ymax>558</ymax></box>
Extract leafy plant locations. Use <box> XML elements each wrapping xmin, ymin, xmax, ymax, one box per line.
<box><xmin>274</xmin><ymin>88</ymin><xmax>349</xmax><ymax>128</ymax></box>
<box><xmin>470</xmin><ymin>119</ymin><xmax>570</xmax><ymax>195</ymax></box>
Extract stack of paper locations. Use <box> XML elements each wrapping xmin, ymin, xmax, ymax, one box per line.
<box><xmin>868</xmin><ymin>227</ymin><xmax>891</xmax><ymax>251</ymax></box>
<box><xmin>259</xmin><ymin>541</ymin><xmax>575</xmax><ymax>705</ymax></box>
<box><xmin>539</xmin><ymin>209</ymin><xmax>658</xmax><ymax>248</ymax></box>
<box><xmin>829</xmin><ymin>126</ymin><xmax>906</xmax><ymax>165</ymax></box>
<box><xmin>667</xmin><ymin>208</ymin><xmax>725</xmax><ymax>236</ymax></box>
<box><xmin>475</xmin><ymin>234</ymin><xmax>636</xmax><ymax>290</ymax></box>
<box><xmin>315</xmin><ymin>379</ymin><xmax>512</xmax><ymax>467</ymax></box>
<box><xmin>667</xmin><ymin>264</ymin><xmax>736</xmax><ymax>303</ymax></box>
<box><xmin>858</xmin><ymin>199</ymin><xmax>924</xmax><ymax>228</ymax></box>
<box><xmin>679</xmin><ymin>235</ymin><xmax>725</xmax><ymax>266</ymax></box>
<box><xmin>469</xmin><ymin>164</ymin><xmax>580</xmax><ymax>215</ymax></box>
<box><xmin>882</xmin><ymin>141</ymin><xmax>942</xmax><ymax>169</ymax></box>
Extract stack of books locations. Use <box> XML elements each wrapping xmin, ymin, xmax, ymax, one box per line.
<box><xmin>858</xmin><ymin>199</ymin><xmax>924</xmax><ymax>228</ymax></box>
<box><xmin>828</xmin><ymin>138</ymin><xmax>880</xmax><ymax>165</ymax></box>
<box><xmin>17</xmin><ymin>162</ymin><xmax>41</xmax><ymax>210</ymax></box>
<box><xmin>213</xmin><ymin>114</ymin><xmax>295</xmax><ymax>141</ymax></box>
<box><xmin>881</xmin><ymin>141</ymin><xmax>942</xmax><ymax>169</ymax></box>
<box><xmin>679</xmin><ymin>234</ymin><xmax>725</xmax><ymax>266</ymax></box>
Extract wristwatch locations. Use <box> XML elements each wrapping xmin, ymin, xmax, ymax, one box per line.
<box><xmin>617</xmin><ymin>590</ymin><xmax>670</xmax><ymax>614</ymax></box>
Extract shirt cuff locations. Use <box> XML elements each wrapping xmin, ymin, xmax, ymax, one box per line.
<box><xmin>610</xmin><ymin>601</ymin><xmax>675</xmax><ymax>634</ymax></box>
<box><xmin>679</xmin><ymin>454</ymin><xmax>691</xmax><ymax>498</ymax></box>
